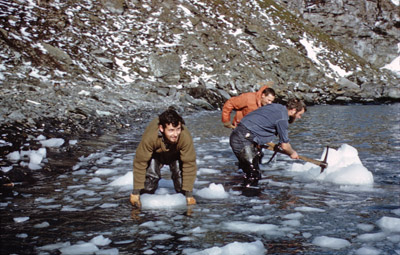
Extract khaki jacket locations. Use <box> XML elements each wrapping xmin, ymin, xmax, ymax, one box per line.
<box><xmin>133</xmin><ymin>118</ymin><xmax>197</xmax><ymax>192</ymax></box>
<box><xmin>221</xmin><ymin>85</ymin><xmax>270</xmax><ymax>126</ymax></box>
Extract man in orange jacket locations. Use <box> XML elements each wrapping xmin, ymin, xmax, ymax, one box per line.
<box><xmin>221</xmin><ymin>82</ymin><xmax>276</xmax><ymax>129</ymax></box>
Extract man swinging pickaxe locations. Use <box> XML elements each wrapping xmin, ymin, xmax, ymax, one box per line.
<box><xmin>262</xmin><ymin>142</ymin><xmax>329</xmax><ymax>173</ymax></box>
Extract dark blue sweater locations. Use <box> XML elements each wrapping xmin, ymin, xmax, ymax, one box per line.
<box><xmin>240</xmin><ymin>103</ymin><xmax>290</xmax><ymax>145</ymax></box>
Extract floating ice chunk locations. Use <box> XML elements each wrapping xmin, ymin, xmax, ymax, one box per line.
<box><xmin>290</xmin><ymin>144</ymin><xmax>373</xmax><ymax>185</ymax></box>
<box><xmin>223</xmin><ymin>221</ymin><xmax>282</xmax><ymax>236</ymax></box>
<box><xmin>190</xmin><ymin>226</ymin><xmax>207</xmax><ymax>234</ymax></box>
<box><xmin>357</xmin><ymin>232</ymin><xmax>386</xmax><ymax>242</ymax></box>
<box><xmin>312</xmin><ymin>236</ymin><xmax>351</xmax><ymax>249</ymax></box>
<box><xmin>1</xmin><ymin>166</ymin><xmax>13</xmax><ymax>173</ymax></box>
<box><xmin>190</xmin><ymin>240</ymin><xmax>266</xmax><ymax>255</ymax></box>
<box><xmin>36</xmin><ymin>134</ymin><xmax>46</xmax><ymax>140</ymax></box>
<box><xmin>89</xmin><ymin>177</ymin><xmax>103</xmax><ymax>184</ymax></box>
<box><xmin>29</xmin><ymin>148</ymin><xmax>46</xmax><ymax>164</ymax></box>
<box><xmin>34</xmin><ymin>221</ymin><xmax>50</xmax><ymax>228</ymax></box>
<box><xmin>61</xmin><ymin>206</ymin><xmax>84</xmax><ymax>212</ymax></box>
<box><xmin>141</xmin><ymin>193</ymin><xmax>186</xmax><ymax>209</ymax></box>
<box><xmin>0</xmin><ymin>202</ymin><xmax>10</xmax><ymax>207</ymax></box>
<box><xmin>387</xmin><ymin>234</ymin><xmax>400</xmax><ymax>243</ymax></box>
<box><xmin>283</xmin><ymin>212</ymin><xmax>303</xmax><ymax>220</ymax></box>
<box><xmin>96</xmin><ymin>248</ymin><xmax>119</xmax><ymax>255</ymax></box>
<box><xmin>355</xmin><ymin>246</ymin><xmax>381</xmax><ymax>255</ymax></box>
<box><xmin>96</xmin><ymin>156</ymin><xmax>113</xmax><ymax>164</ymax></box>
<box><xmin>99</xmin><ymin>203</ymin><xmax>118</xmax><ymax>208</ymax></box>
<box><xmin>73</xmin><ymin>189</ymin><xmax>96</xmax><ymax>197</ymax></box>
<box><xmin>376</xmin><ymin>216</ymin><xmax>400</xmax><ymax>232</ymax></box>
<box><xmin>282</xmin><ymin>219</ymin><xmax>301</xmax><ymax>227</ymax></box>
<box><xmin>90</xmin><ymin>235</ymin><xmax>111</xmax><ymax>246</ymax></box>
<box><xmin>219</xmin><ymin>137</ymin><xmax>229</xmax><ymax>143</ymax></box>
<box><xmin>140</xmin><ymin>220</ymin><xmax>166</xmax><ymax>229</ymax></box>
<box><xmin>357</xmin><ymin>223</ymin><xmax>375</xmax><ymax>232</ymax></box>
<box><xmin>197</xmin><ymin>168</ymin><xmax>220</xmax><ymax>175</ymax></box>
<box><xmin>95</xmin><ymin>168</ymin><xmax>115</xmax><ymax>175</ymax></box>
<box><xmin>69</xmin><ymin>140</ymin><xmax>78</xmax><ymax>145</ymax></box>
<box><xmin>28</xmin><ymin>162</ymin><xmax>42</xmax><ymax>170</ymax></box>
<box><xmin>35</xmin><ymin>197</ymin><xmax>55</xmax><ymax>203</ymax></box>
<box><xmin>40</xmin><ymin>138</ymin><xmax>64</xmax><ymax>148</ymax></box>
<box><xmin>37</xmin><ymin>241</ymin><xmax>71</xmax><ymax>251</ymax></box>
<box><xmin>59</xmin><ymin>242</ymin><xmax>99</xmax><ymax>255</ymax></box>
<box><xmin>148</xmin><ymin>234</ymin><xmax>174</xmax><ymax>241</ymax></box>
<box><xmin>393</xmin><ymin>208</ymin><xmax>400</xmax><ymax>216</ymax></box>
<box><xmin>294</xmin><ymin>206</ymin><xmax>325</xmax><ymax>212</ymax></box>
<box><xmin>7</xmin><ymin>151</ymin><xmax>21</xmax><ymax>161</ymax></box>
<box><xmin>78</xmin><ymin>90</ymin><xmax>90</xmax><ymax>96</ymax></box>
<box><xmin>195</xmin><ymin>183</ymin><xmax>229</xmax><ymax>199</ymax></box>
<box><xmin>109</xmin><ymin>171</ymin><xmax>132</xmax><ymax>186</ymax></box>
<box><xmin>72</xmin><ymin>169</ymin><xmax>87</xmax><ymax>175</ymax></box>
<box><xmin>14</xmin><ymin>217</ymin><xmax>29</xmax><ymax>223</ymax></box>
<box><xmin>111</xmin><ymin>158</ymin><xmax>123</xmax><ymax>165</ymax></box>
<box><xmin>16</xmin><ymin>233</ymin><xmax>28</xmax><ymax>238</ymax></box>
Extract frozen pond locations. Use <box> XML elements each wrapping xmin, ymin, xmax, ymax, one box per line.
<box><xmin>1</xmin><ymin>104</ymin><xmax>400</xmax><ymax>255</ymax></box>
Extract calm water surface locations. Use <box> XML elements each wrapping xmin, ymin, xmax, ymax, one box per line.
<box><xmin>1</xmin><ymin>104</ymin><xmax>399</xmax><ymax>254</ymax></box>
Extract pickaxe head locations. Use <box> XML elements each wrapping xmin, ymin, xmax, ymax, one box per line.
<box><xmin>320</xmin><ymin>146</ymin><xmax>329</xmax><ymax>173</ymax></box>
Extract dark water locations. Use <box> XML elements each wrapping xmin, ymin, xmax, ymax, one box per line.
<box><xmin>1</xmin><ymin>104</ymin><xmax>399</xmax><ymax>255</ymax></box>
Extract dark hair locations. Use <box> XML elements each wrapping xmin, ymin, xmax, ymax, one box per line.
<box><xmin>262</xmin><ymin>88</ymin><xmax>276</xmax><ymax>97</ymax></box>
<box><xmin>286</xmin><ymin>98</ymin><xmax>307</xmax><ymax>112</ymax></box>
<box><xmin>158</xmin><ymin>108</ymin><xmax>185</xmax><ymax>128</ymax></box>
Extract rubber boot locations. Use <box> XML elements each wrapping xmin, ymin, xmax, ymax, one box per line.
<box><xmin>169</xmin><ymin>160</ymin><xmax>183</xmax><ymax>194</ymax></box>
<box><xmin>239</xmin><ymin>144</ymin><xmax>261</xmax><ymax>187</ymax></box>
<box><xmin>142</xmin><ymin>158</ymin><xmax>162</xmax><ymax>194</ymax></box>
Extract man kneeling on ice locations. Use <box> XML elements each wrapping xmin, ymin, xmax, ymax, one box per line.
<box><xmin>130</xmin><ymin>107</ymin><xmax>197</xmax><ymax>207</ymax></box>
<box><xmin>230</xmin><ymin>98</ymin><xmax>307</xmax><ymax>187</ymax></box>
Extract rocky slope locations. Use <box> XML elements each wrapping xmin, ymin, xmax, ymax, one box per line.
<box><xmin>274</xmin><ymin>0</ymin><xmax>400</xmax><ymax>69</ymax></box>
<box><xmin>0</xmin><ymin>0</ymin><xmax>399</xmax><ymax>183</ymax></box>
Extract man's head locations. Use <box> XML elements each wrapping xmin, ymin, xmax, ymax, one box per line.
<box><xmin>286</xmin><ymin>98</ymin><xmax>307</xmax><ymax>124</ymax></box>
<box><xmin>158</xmin><ymin>108</ymin><xmax>185</xmax><ymax>144</ymax></box>
<box><xmin>261</xmin><ymin>88</ymin><xmax>276</xmax><ymax>106</ymax></box>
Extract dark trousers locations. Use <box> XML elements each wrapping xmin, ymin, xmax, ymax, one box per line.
<box><xmin>141</xmin><ymin>157</ymin><xmax>183</xmax><ymax>194</ymax></box>
<box><xmin>230</xmin><ymin>123</ymin><xmax>262</xmax><ymax>184</ymax></box>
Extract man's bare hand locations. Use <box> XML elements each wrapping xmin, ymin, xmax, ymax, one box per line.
<box><xmin>290</xmin><ymin>151</ymin><xmax>299</xmax><ymax>159</ymax></box>
<box><xmin>130</xmin><ymin>194</ymin><xmax>141</xmax><ymax>208</ymax></box>
<box><xmin>186</xmin><ymin>196</ymin><xmax>196</xmax><ymax>205</ymax></box>
<box><xmin>223</xmin><ymin>122</ymin><xmax>235</xmax><ymax>129</ymax></box>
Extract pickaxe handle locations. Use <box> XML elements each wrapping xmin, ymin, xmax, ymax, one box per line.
<box><xmin>262</xmin><ymin>142</ymin><xmax>329</xmax><ymax>173</ymax></box>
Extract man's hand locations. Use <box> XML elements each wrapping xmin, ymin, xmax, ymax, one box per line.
<box><xmin>130</xmin><ymin>193</ymin><xmax>141</xmax><ymax>208</ymax></box>
<box><xmin>223</xmin><ymin>122</ymin><xmax>235</xmax><ymax>129</ymax></box>
<box><xmin>281</xmin><ymin>143</ymin><xmax>299</xmax><ymax>159</ymax></box>
<box><xmin>186</xmin><ymin>196</ymin><xmax>196</xmax><ymax>205</ymax></box>
<box><xmin>290</xmin><ymin>151</ymin><xmax>299</xmax><ymax>159</ymax></box>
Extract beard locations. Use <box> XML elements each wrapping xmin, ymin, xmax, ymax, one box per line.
<box><xmin>289</xmin><ymin>116</ymin><xmax>295</xmax><ymax>124</ymax></box>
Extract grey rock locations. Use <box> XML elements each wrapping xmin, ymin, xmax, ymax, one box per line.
<box><xmin>149</xmin><ymin>53</ymin><xmax>181</xmax><ymax>84</ymax></box>
<box><xmin>184</xmin><ymin>94</ymin><xmax>214</xmax><ymax>110</ymax></box>
<box><xmin>101</xmin><ymin>0</ymin><xmax>125</xmax><ymax>14</ymax></box>
<box><xmin>42</xmin><ymin>43</ymin><xmax>73</xmax><ymax>66</ymax></box>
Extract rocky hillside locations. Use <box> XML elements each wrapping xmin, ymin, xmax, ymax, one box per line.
<box><xmin>0</xmin><ymin>0</ymin><xmax>399</xmax><ymax>131</ymax></box>
<box><xmin>275</xmin><ymin>0</ymin><xmax>400</xmax><ymax>69</ymax></box>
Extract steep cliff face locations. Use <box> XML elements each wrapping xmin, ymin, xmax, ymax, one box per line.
<box><xmin>0</xmin><ymin>0</ymin><xmax>399</xmax><ymax>130</ymax></box>
<box><xmin>275</xmin><ymin>0</ymin><xmax>400</xmax><ymax>69</ymax></box>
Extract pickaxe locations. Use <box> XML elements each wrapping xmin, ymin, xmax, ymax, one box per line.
<box><xmin>262</xmin><ymin>142</ymin><xmax>329</xmax><ymax>173</ymax></box>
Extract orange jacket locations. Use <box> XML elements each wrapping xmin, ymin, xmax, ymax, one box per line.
<box><xmin>221</xmin><ymin>85</ymin><xmax>270</xmax><ymax>126</ymax></box>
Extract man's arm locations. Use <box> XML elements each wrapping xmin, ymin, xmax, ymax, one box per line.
<box><xmin>130</xmin><ymin>140</ymin><xmax>154</xmax><ymax>208</ymax></box>
<box><xmin>275</xmin><ymin>118</ymin><xmax>299</xmax><ymax>159</ymax></box>
<box><xmin>281</xmin><ymin>143</ymin><xmax>299</xmax><ymax>159</ymax></box>
<box><xmin>179</xmin><ymin>128</ymin><xmax>198</xmax><ymax>205</ymax></box>
<box><xmin>179</xmin><ymin>129</ymin><xmax>197</xmax><ymax>192</ymax></box>
<box><xmin>221</xmin><ymin>94</ymin><xmax>249</xmax><ymax>128</ymax></box>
